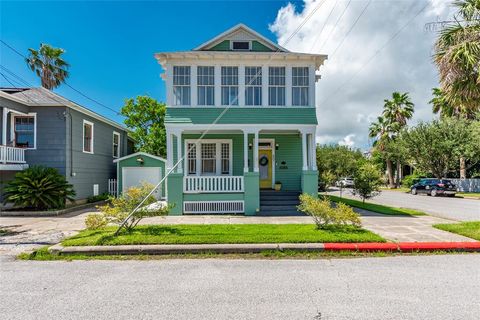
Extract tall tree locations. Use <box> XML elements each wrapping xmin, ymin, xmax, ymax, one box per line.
<box><xmin>26</xmin><ymin>43</ymin><xmax>69</xmax><ymax>90</ymax></box>
<box><xmin>121</xmin><ymin>96</ymin><xmax>166</xmax><ymax>157</ymax></box>
<box><xmin>369</xmin><ymin>92</ymin><xmax>414</xmax><ymax>188</ymax></box>
<box><xmin>433</xmin><ymin>0</ymin><xmax>480</xmax><ymax>117</ymax></box>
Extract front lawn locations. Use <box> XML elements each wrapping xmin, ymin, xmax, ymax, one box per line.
<box><xmin>434</xmin><ymin>222</ymin><xmax>480</xmax><ymax>241</ymax></box>
<box><xmin>456</xmin><ymin>192</ymin><xmax>480</xmax><ymax>200</ymax></box>
<box><xmin>325</xmin><ymin>195</ymin><xmax>426</xmax><ymax>216</ymax></box>
<box><xmin>61</xmin><ymin>224</ymin><xmax>385</xmax><ymax>246</ymax></box>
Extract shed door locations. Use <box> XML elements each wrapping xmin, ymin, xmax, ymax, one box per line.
<box><xmin>122</xmin><ymin>167</ymin><xmax>162</xmax><ymax>199</ymax></box>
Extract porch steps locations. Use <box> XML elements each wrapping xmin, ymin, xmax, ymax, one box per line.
<box><xmin>259</xmin><ymin>190</ymin><xmax>304</xmax><ymax>216</ymax></box>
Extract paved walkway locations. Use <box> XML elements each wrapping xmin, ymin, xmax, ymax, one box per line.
<box><xmin>0</xmin><ymin>208</ymin><xmax>475</xmax><ymax>257</ymax></box>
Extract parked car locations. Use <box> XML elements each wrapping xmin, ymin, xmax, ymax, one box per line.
<box><xmin>336</xmin><ymin>177</ymin><xmax>354</xmax><ymax>188</ymax></box>
<box><xmin>410</xmin><ymin>178</ymin><xmax>456</xmax><ymax>197</ymax></box>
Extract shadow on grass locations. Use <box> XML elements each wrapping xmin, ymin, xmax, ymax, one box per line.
<box><xmin>91</xmin><ymin>226</ymin><xmax>183</xmax><ymax>245</ymax></box>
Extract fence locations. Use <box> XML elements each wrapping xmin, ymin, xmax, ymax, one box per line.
<box><xmin>450</xmin><ymin>179</ymin><xmax>480</xmax><ymax>192</ymax></box>
<box><xmin>108</xmin><ymin>179</ymin><xmax>117</xmax><ymax>196</ymax></box>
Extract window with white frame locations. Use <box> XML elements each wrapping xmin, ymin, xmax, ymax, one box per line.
<box><xmin>187</xmin><ymin>143</ymin><xmax>196</xmax><ymax>174</ymax></box>
<box><xmin>221</xmin><ymin>66</ymin><xmax>238</xmax><ymax>106</ymax></box>
<box><xmin>268</xmin><ymin>67</ymin><xmax>286</xmax><ymax>106</ymax></box>
<box><xmin>12</xmin><ymin>114</ymin><xmax>36</xmax><ymax>148</ymax></box>
<box><xmin>185</xmin><ymin>140</ymin><xmax>232</xmax><ymax>176</ymax></box>
<box><xmin>245</xmin><ymin>66</ymin><xmax>262</xmax><ymax>106</ymax></box>
<box><xmin>112</xmin><ymin>131</ymin><xmax>120</xmax><ymax>158</ymax></box>
<box><xmin>292</xmin><ymin>67</ymin><xmax>309</xmax><ymax>106</ymax></box>
<box><xmin>83</xmin><ymin>120</ymin><xmax>94</xmax><ymax>153</ymax></box>
<box><xmin>173</xmin><ymin>66</ymin><xmax>191</xmax><ymax>106</ymax></box>
<box><xmin>197</xmin><ymin>66</ymin><xmax>215</xmax><ymax>106</ymax></box>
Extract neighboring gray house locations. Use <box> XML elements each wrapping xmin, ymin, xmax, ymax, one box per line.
<box><xmin>0</xmin><ymin>87</ymin><xmax>133</xmax><ymax>201</ymax></box>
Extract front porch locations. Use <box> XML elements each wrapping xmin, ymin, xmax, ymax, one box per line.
<box><xmin>165</xmin><ymin>125</ymin><xmax>318</xmax><ymax>215</ymax></box>
<box><xmin>0</xmin><ymin>103</ymin><xmax>30</xmax><ymax>171</ymax></box>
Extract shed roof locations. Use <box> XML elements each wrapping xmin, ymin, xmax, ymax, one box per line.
<box><xmin>113</xmin><ymin>152</ymin><xmax>167</xmax><ymax>163</ymax></box>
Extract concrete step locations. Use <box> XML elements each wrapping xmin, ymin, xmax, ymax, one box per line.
<box><xmin>260</xmin><ymin>205</ymin><xmax>299</xmax><ymax>211</ymax></box>
<box><xmin>260</xmin><ymin>200</ymin><xmax>300</xmax><ymax>206</ymax></box>
<box><xmin>260</xmin><ymin>190</ymin><xmax>301</xmax><ymax>196</ymax></box>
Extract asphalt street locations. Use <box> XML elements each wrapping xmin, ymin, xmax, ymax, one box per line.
<box><xmin>329</xmin><ymin>189</ymin><xmax>480</xmax><ymax>221</ymax></box>
<box><xmin>1</xmin><ymin>255</ymin><xmax>479</xmax><ymax>320</ymax></box>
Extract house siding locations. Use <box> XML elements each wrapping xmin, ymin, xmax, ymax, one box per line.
<box><xmin>66</xmin><ymin>109</ymin><xmax>128</xmax><ymax>200</ymax></box>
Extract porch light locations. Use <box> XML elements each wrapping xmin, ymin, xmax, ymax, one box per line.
<box><xmin>136</xmin><ymin>156</ymin><xmax>144</xmax><ymax>165</ymax></box>
<box><xmin>276</xmin><ymin>144</ymin><xmax>279</xmax><ymax>150</ymax></box>
<box><xmin>248</xmin><ymin>143</ymin><xmax>253</xmax><ymax>150</ymax></box>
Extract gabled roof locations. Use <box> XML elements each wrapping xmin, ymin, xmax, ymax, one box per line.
<box><xmin>113</xmin><ymin>152</ymin><xmax>167</xmax><ymax>163</ymax></box>
<box><xmin>193</xmin><ymin>23</ymin><xmax>289</xmax><ymax>52</ymax></box>
<box><xmin>0</xmin><ymin>87</ymin><xmax>127</xmax><ymax>131</ymax></box>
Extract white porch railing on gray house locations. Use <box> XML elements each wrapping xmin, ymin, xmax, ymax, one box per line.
<box><xmin>183</xmin><ymin>176</ymin><xmax>244</xmax><ymax>193</ymax></box>
<box><xmin>450</xmin><ymin>179</ymin><xmax>480</xmax><ymax>192</ymax></box>
<box><xmin>0</xmin><ymin>145</ymin><xmax>26</xmax><ymax>164</ymax></box>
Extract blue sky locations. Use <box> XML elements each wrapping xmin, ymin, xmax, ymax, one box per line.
<box><xmin>0</xmin><ymin>0</ymin><xmax>302</xmax><ymax>124</ymax></box>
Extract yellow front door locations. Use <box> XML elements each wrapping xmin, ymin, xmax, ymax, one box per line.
<box><xmin>259</xmin><ymin>149</ymin><xmax>272</xmax><ymax>189</ymax></box>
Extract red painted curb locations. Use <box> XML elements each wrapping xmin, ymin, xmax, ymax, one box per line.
<box><xmin>323</xmin><ymin>242</ymin><xmax>480</xmax><ymax>252</ymax></box>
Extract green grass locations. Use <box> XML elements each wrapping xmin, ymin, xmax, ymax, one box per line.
<box><xmin>325</xmin><ymin>195</ymin><xmax>426</xmax><ymax>216</ymax></box>
<box><xmin>379</xmin><ymin>187</ymin><xmax>410</xmax><ymax>193</ymax></box>
<box><xmin>60</xmin><ymin>224</ymin><xmax>385</xmax><ymax>247</ymax></box>
<box><xmin>456</xmin><ymin>192</ymin><xmax>480</xmax><ymax>199</ymax></box>
<box><xmin>434</xmin><ymin>221</ymin><xmax>480</xmax><ymax>240</ymax></box>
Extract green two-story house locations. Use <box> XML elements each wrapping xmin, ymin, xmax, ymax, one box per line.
<box><xmin>155</xmin><ymin>24</ymin><xmax>327</xmax><ymax>215</ymax></box>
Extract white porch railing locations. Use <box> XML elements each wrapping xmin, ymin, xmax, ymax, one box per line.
<box><xmin>0</xmin><ymin>145</ymin><xmax>26</xmax><ymax>164</ymax></box>
<box><xmin>108</xmin><ymin>179</ymin><xmax>118</xmax><ymax>196</ymax></box>
<box><xmin>183</xmin><ymin>176</ymin><xmax>244</xmax><ymax>193</ymax></box>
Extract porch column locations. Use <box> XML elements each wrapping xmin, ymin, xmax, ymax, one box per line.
<box><xmin>166</xmin><ymin>129</ymin><xmax>173</xmax><ymax>172</ymax></box>
<box><xmin>311</xmin><ymin>131</ymin><xmax>318</xmax><ymax>170</ymax></box>
<box><xmin>243</xmin><ymin>131</ymin><xmax>249</xmax><ymax>173</ymax></box>
<box><xmin>2</xmin><ymin>107</ymin><xmax>8</xmax><ymax>146</ymax></box>
<box><xmin>253</xmin><ymin>130</ymin><xmax>259</xmax><ymax>172</ymax></box>
<box><xmin>301</xmin><ymin>130</ymin><xmax>308</xmax><ymax>171</ymax></box>
<box><xmin>175</xmin><ymin>130</ymin><xmax>183</xmax><ymax>174</ymax></box>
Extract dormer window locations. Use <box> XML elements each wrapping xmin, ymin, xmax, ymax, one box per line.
<box><xmin>232</xmin><ymin>41</ymin><xmax>250</xmax><ymax>51</ymax></box>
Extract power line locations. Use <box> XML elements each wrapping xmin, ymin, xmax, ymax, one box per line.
<box><xmin>309</xmin><ymin>0</ymin><xmax>339</xmax><ymax>53</ymax></box>
<box><xmin>0</xmin><ymin>39</ymin><xmax>123</xmax><ymax>116</ymax></box>
<box><xmin>319</xmin><ymin>2</ymin><xmax>430</xmax><ymax>107</ymax></box>
<box><xmin>318</xmin><ymin>0</ymin><xmax>352</xmax><ymax>51</ymax></box>
<box><xmin>329</xmin><ymin>0</ymin><xmax>372</xmax><ymax>59</ymax></box>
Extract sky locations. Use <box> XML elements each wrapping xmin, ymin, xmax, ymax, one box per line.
<box><xmin>0</xmin><ymin>0</ymin><xmax>452</xmax><ymax>150</ymax></box>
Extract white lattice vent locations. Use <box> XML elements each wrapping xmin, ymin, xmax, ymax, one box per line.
<box><xmin>183</xmin><ymin>201</ymin><xmax>244</xmax><ymax>214</ymax></box>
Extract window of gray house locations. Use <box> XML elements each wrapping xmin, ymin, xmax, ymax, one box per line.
<box><xmin>113</xmin><ymin>132</ymin><xmax>120</xmax><ymax>158</ymax></box>
<box><xmin>197</xmin><ymin>66</ymin><xmax>215</xmax><ymax>106</ymax></box>
<box><xmin>221</xmin><ymin>66</ymin><xmax>238</xmax><ymax>106</ymax></box>
<box><xmin>245</xmin><ymin>67</ymin><xmax>262</xmax><ymax>106</ymax></box>
<box><xmin>83</xmin><ymin>120</ymin><xmax>94</xmax><ymax>154</ymax></box>
<box><xmin>13</xmin><ymin>115</ymin><xmax>35</xmax><ymax>148</ymax></box>
<box><xmin>268</xmin><ymin>67</ymin><xmax>285</xmax><ymax>106</ymax></box>
<box><xmin>173</xmin><ymin>66</ymin><xmax>191</xmax><ymax>106</ymax></box>
<box><xmin>292</xmin><ymin>67</ymin><xmax>309</xmax><ymax>106</ymax></box>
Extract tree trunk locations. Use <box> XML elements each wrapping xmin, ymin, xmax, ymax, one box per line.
<box><xmin>395</xmin><ymin>161</ymin><xmax>401</xmax><ymax>188</ymax></box>
<box><xmin>386</xmin><ymin>160</ymin><xmax>394</xmax><ymax>188</ymax></box>
<box><xmin>459</xmin><ymin>157</ymin><xmax>466</xmax><ymax>179</ymax></box>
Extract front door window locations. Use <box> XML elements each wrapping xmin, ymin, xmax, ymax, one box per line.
<box><xmin>259</xmin><ymin>149</ymin><xmax>272</xmax><ymax>189</ymax></box>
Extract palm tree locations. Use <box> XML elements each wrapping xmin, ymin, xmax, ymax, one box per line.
<box><xmin>433</xmin><ymin>0</ymin><xmax>480</xmax><ymax>117</ymax></box>
<box><xmin>26</xmin><ymin>43</ymin><xmax>69</xmax><ymax>90</ymax></box>
<box><xmin>369</xmin><ymin>92</ymin><xmax>415</xmax><ymax>188</ymax></box>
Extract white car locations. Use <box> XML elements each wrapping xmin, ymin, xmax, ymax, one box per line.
<box><xmin>336</xmin><ymin>177</ymin><xmax>354</xmax><ymax>188</ymax></box>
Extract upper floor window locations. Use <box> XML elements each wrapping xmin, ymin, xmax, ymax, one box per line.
<box><xmin>173</xmin><ymin>66</ymin><xmax>191</xmax><ymax>106</ymax></box>
<box><xmin>268</xmin><ymin>67</ymin><xmax>285</xmax><ymax>106</ymax></box>
<box><xmin>245</xmin><ymin>66</ymin><xmax>262</xmax><ymax>106</ymax></box>
<box><xmin>83</xmin><ymin>120</ymin><xmax>94</xmax><ymax>154</ymax></box>
<box><xmin>232</xmin><ymin>41</ymin><xmax>250</xmax><ymax>51</ymax></box>
<box><xmin>221</xmin><ymin>66</ymin><xmax>238</xmax><ymax>106</ymax></box>
<box><xmin>12</xmin><ymin>114</ymin><xmax>36</xmax><ymax>149</ymax></box>
<box><xmin>197</xmin><ymin>66</ymin><xmax>215</xmax><ymax>106</ymax></box>
<box><xmin>112</xmin><ymin>131</ymin><xmax>120</xmax><ymax>158</ymax></box>
<box><xmin>292</xmin><ymin>67</ymin><xmax>309</xmax><ymax>106</ymax></box>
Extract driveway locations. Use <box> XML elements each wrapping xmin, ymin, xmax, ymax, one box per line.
<box><xmin>1</xmin><ymin>255</ymin><xmax>480</xmax><ymax>319</ymax></box>
<box><xmin>328</xmin><ymin>188</ymin><xmax>480</xmax><ymax>221</ymax></box>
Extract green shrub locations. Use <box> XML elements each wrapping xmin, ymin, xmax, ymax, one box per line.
<box><xmin>297</xmin><ymin>194</ymin><xmax>361</xmax><ymax>229</ymax></box>
<box><xmin>353</xmin><ymin>163</ymin><xmax>382</xmax><ymax>203</ymax></box>
<box><xmin>3</xmin><ymin>166</ymin><xmax>75</xmax><ymax>210</ymax></box>
<box><xmin>87</xmin><ymin>193</ymin><xmax>110</xmax><ymax>203</ymax></box>
<box><xmin>401</xmin><ymin>174</ymin><xmax>425</xmax><ymax>188</ymax></box>
<box><xmin>86</xmin><ymin>183</ymin><xmax>172</xmax><ymax>231</ymax></box>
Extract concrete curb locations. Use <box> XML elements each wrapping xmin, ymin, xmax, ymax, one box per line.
<box><xmin>48</xmin><ymin>242</ymin><xmax>480</xmax><ymax>256</ymax></box>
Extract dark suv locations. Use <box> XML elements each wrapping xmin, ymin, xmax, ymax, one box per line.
<box><xmin>410</xmin><ymin>178</ymin><xmax>456</xmax><ymax>197</ymax></box>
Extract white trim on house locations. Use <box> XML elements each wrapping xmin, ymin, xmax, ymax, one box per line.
<box><xmin>112</xmin><ymin>131</ymin><xmax>121</xmax><ymax>158</ymax></box>
<box><xmin>113</xmin><ymin>152</ymin><xmax>167</xmax><ymax>163</ymax></box>
<box><xmin>193</xmin><ymin>23</ymin><xmax>289</xmax><ymax>52</ymax></box>
<box><xmin>10</xmin><ymin>112</ymin><xmax>37</xmax><ymax>150</ymax></box>
<box><xmin>184</xmin><ymin>139</ymin><xmax>233</xmax><ymax>176</ymax></box>
<box><xmin>82</xmin><ymin>119</ymin><xmax>94</xmax><ymax>154</ymax></box>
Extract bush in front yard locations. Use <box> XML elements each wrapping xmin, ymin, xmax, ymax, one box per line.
<box><xmin>3</xmin><ymin>166</ymin><xmax>76</xmax><ymax>210</ymax></box>
<box><xmin>85</xmin><ymin>183</ymin><xmax>172</xmax><ymax>231</ymax></box>
<box><xmin>297</xmin><ymin>194</ymin><xmax>361</xmax><ymax>229</ymax></box>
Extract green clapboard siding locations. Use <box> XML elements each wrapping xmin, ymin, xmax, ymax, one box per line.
<box><xmin>208</xmin><ymin>40</ymin><xmax>230</xmax><ymax>51</ymax></box>
<box><xmin>206</xmin><ymin>40</ymin><xmax>274</xmax><ymax>52</ymax></box>
<box><xmin>166</xmin><ymin>108</ymin><xmax>317</xmax><ymax>125</ymax></box>
<box><xmin>251</xmin><ymin>41</ymin><xmax>273</xmax><ymax>52</ymax></box>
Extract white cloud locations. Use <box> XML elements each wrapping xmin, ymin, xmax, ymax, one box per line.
<box><xmin>338</xmin><ymin>134</ymin><xmax>356</xmax><ymax>147</ymax></box>
<box><xmin>269</xmin><ymin>0</ymin><xmax>451</xmax><ymax>150</ymax></box>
